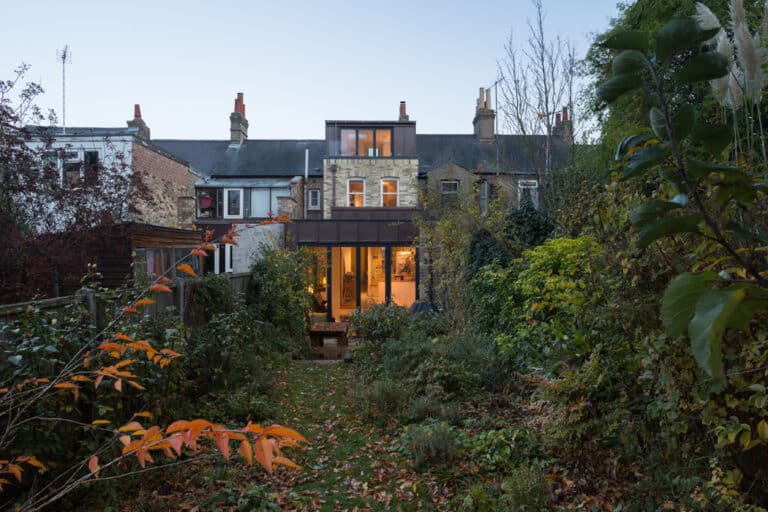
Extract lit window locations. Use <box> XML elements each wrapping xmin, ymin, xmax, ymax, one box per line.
<box><xmin>441</xmin><ymin>180</ymin><xmax>459</xmax><ymax>204</ymax></box>
<box><xmin>348</xmin><ymin>179</ymin><xmax>365</xmax><ymax>207</ymax></box>
<box><xmin>223</xmin><ymin>188</ymin><xmax>243</xmax><ymax>218</ymax></box>
<box><xmin>308</xmin><ymin>189</ymin><xmax>321</xmax><ymax>210</ymax></box>
<box><xmin>517</xmin><ymin>180</ymin><xmax>539</xmax><ymax>209</ymax></box>
<box><xmin>338</xmin><ymin>128</ymin><xmax>392</xmax><ymax>157</ymax></box>
<box><xmin>381</xmin><ymin>178</ymin><xmax>399</xmax><ymax>207</ymax></box>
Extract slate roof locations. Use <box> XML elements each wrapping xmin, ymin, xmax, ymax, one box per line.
<box><xmin>415</xmin><ymin>134</ymin><xmax>569</xmax><ymax>175</ymax></box>
<box><xmin>153</xmin><ymin>139</ymin><xmax>325</xmax><ymax>178</ymax></box>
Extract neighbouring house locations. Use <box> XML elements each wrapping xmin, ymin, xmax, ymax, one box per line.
<box><xmin>24</xmin><ymin>104</ymin><xmax>198</xmax><ymax>231</ymax></box>
<box><xmin>155</xmin><ymin>88</ymin><xmax>571</xmax><ymax>320</ymax></box>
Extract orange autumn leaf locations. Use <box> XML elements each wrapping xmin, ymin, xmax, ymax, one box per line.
<box><xmin>122</xmin><ymin>306</ymin><xmax>138</xmax><ymax>314</ymax></box>
<box><xmin>114</xmin><ymin>379</ymin><xmax>122</xmax><ymax>392</ymax></box>
<box><xmin>190</xmin><ymin>249</ymin><xmax>208</xmax><ymax>258</ymax></box>
<box><xmin>83</xmin><ymin>351</ymin><xmax>91</xmax><ymax>368</ymax></box>
<box><xmin>219</xmin><ymin>236</ymin><xmax>238</xmax><ymax>246</ymax></box>
<box><xmin>5</xmin><ymin>464</ymin><xmax>22</xmax><ymax>483</ymax></box>
<box><xmin>176</xmin><ymin>263</ymin><xmax>197</xmax><ymax>277</ymax></box>
<box><xmin>275</xmin><ymin>213</ymin><xmax>292</xmax><ymax>223</ymax></box>
<box><xmin>134</xmin><ymin>298</ymin><xmax>155</xmax><ymax>307</ymax></box>
<box><xmin>88</xmin><ymin>456</ymin><xmax>100</xmax><ymax>478</ymax></box>
<box><xmin>214</xmin><ymin>432</ymin><xmax>231</xmax><ymax>460</ymax></box>
<box><xmin>149</xmin><ymin>284</ymin><xmax>172</xmax><ymax>294</ymax></box>
<box><xmin>259</xmin><ymin>219</ymin><xmax>277</xmax><ymax>225</ymax></box>
<box><xmin>91</xmin><ymin>419</ymin><xmax>111</xmax><ymax>426</ymax></box>
<box><xmin>133</xmin><ymin>411</ymin><xmax>153</xmax><ymax>419</ymax></box>
<box><xmin>273</xmin><ymin>456</ymin><xmax>301</xmax><ymax>469</ymax></box>
<box><xmin>126</xmin><ymin>380</ymin><xmax>146</xmax><ymax>391</ymax></box>
<box><xmin>118</xmin><ymin>421</ymin><xmax>144</xmax><ymax>433</ymax></box>
<box><xmin>157</xmin><ymin>276</ymin><xmax>172</xmax><ymax>284</ymax></box>
<box><xmin>114</xmin><ymin>333</ymin><xmax>134</xmax><ymax>342</ymax></box>
<box><xmin>238</xmin><ymin>440</ymin><xmax>253</xmax><ymax>466</ymax></box>
<box><xmin>263</xmin><ymin>425</ymin><xmax>309</xmax><ymax>443</ymax></box>
<box><xmin>0</xmin><ymin>388</ymin><xmax>8</xmax><ymax>394</ymax></box>
<box><xmin>203</xmin><ymin>244</ymin><xmax>217</xmax><ymax>251</ymax></box>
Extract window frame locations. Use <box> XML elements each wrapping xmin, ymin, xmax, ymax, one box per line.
<box><xmin>380</xmin><ymin>178</ymin><xmax>400</xmax><ymax>207</ymax></box>
<box><xmin>223</xmin><ymin>187</ymin><xmax>244</xmax><ymax>219</ymax></box>
<box><xmin>338</xmin><ymin>127</ymin><xmax>393</xmax><ymax>158</ymax></box>
<box><xmin>517</xmin><ymin>179</ymin><xmax>540</xmax><ymax>209</ymax></box>
<box><xmin>347</xmin><ymin>178</ymin><xmax>365</xmax><ymax>207</ymax></box>
<box><xmin>308</xmin><ymin>189</ymin><xmax>321</xmax><ymax>210</ymax></box>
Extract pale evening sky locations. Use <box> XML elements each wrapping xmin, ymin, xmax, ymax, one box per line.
<box><xmin>2</xmin><ymin>0</ymin><xmax>621</xmax><ymax>140</ymax></box>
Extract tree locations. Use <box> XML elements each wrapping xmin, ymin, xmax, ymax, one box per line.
<box><xmin>496</xmin><ymin>0</ymin><xmax>578</xmax><ymax>209</ymax></box>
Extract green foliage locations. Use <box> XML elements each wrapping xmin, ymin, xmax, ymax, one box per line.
<box><xmin>400</xmin><ymin>421</ymin><xmax>458</xmax><ymax>471</ymax></box>
<box><xmin>348</xmin><ymin>303</ymin><xmax>409</xmax><ymax>343</ymax></box>
<box><xmin>466</xmin><ymin>228</ymin><xmax>509</xmax><ymax>280</ymax></box>
<box><xmin>461</xmin><ymin>426</ymin><xmax>542</xmax><ymax>474</ymax></box>
<box><xmin>357</xmin><ymin>378</ymin><xmax>412</xmax><ymax>426</ymax></box>
<box><xmin>458</xmin><ymin>465</ymin><xmax>548</xmax><ymax>511</ymax></box>
<box><xmin>187</xmin><ymin>273</ymin><xmax>235</xmax><ymax>322</ymax></box>
<box><xmin>503</xmin><ymin>195</ymin><xmax>554</xmax><ymax>254</ymax></box>
<box><xmin>247</xmin><ymin>246</ymin><xmax>312</xmax><ymax>350</ymax></box>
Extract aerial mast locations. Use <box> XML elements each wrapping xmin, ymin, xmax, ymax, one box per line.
<box><xmin>56</xmin><ymin>45</ymin><xmax>71</xmax><ymax>135</ymax></box>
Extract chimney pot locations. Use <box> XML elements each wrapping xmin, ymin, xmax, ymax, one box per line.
<box><xmin>562</xmin><ymin>107</ymin><xmax>568</xmax><ymax>123</ymax></box>
<box><xmin>134</xmin><ymin>104</ymin><xmax>142</xmax><ymax>119</ymax></box>
<box><xmin>556</xmin><ymin>112</ymin><xmax>562</xmax><ymax>124</ymax></box>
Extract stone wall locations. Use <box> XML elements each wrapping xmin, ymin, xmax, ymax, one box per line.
<box><xmin>322</xmin><ymin>158</ymin><xmax>418</xmax><ymax>219</ymax></box>
<box><xmin>131</xmin><ymin>142</ymin><xmax>196</xmax><ymax>228</ymax></box>
<box><xmin>230</xmin><ymin>223</ymin><xmax>284</xmax><ymax>273</ymax></box>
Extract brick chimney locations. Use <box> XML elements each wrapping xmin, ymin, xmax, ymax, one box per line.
<box><xmin>126</xmin><ymin>103</ymin><xmax>150</xmax><ymax>139</ymax></box>
<box><xmin>230</xmin><ymin>92</ymin><xmax>249</xmax><ymax>145</ymax></box>
<box><xmin>399</xmin><ymin>101</ymin><xmax>409</xmax><ymax>121</ymax></box>
<box><xmin>552</xmin><ymin>106</ymin><xmax>573</xmax><ymax>145</ymax></box>
<box><xmin>473</xmin><ymin>87</ymin><xmax>495</xmax><ymax>141</ymax></box>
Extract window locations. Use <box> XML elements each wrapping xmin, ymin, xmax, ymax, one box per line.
<box><xmin>381</xmin><ymin>178</ymin><xmax>399</xmax><ymax>207</ymax></box>
<box><xmin>223</xmin><ymin>188</ymin><xmax>243</xmax><ymax>218</ymax></box>
<box><xmin>60</xmin><ymin>149</ymin><xmax>100</xmax><ymax>187</ymax></box>
<box><xmin>441</xmin><ymin>180</ymin><xmax>459</xmax><ymax>204</ymax></box>
<box><xmin>308</xmin><ymin>189</ymin><xmax>321</xmax><ymax>210</ymax></box>
<box><xmin>197</xmin><ymin>188</ymin><xmax>218</xmax><ymax>218</ymax></box>
<box><xmin>225</xmin><ymin>244</ymin><xmax>234</xmax><ymax>272</ymax></box>
<box><xmin>348</xmin><ymin>179</ymin><xmax>365</xmax><ymax>207</ymax></box>
<box><xmin>339</xmin><ymin>128</ymin><xmax>392</xmax><ymax>157</ymax></box>
<box><xmin>517</xmin><ymin>180</ymin><xmax>540</xmax><ymax>209</ymax></box>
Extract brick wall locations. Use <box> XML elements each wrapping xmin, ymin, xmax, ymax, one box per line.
<box><xmin>322</xmin><ymin>158</ymin><xmax>418</xmax><ymax>219</ymax></box>
<box><xmin>131</xmin><ymin>142</ymin><xmax>196</xmax><ymax>228</ymax></box>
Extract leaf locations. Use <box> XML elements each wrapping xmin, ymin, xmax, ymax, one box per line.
<box><xmin>6</xmin><ymin>464</ymin><xmax>22</xmax><ymax>483</ymax></box>
<box><xmin>615</xmin><ymin>133</ymin><xmax>652</xmax><ymax>161</ymax></box>
<box><xmin>655</xmin><ymin>18</ymin><xmax>719</xmax><ymax>62</ymax></box>
<box><xmin>623</xmin><ymin>144</ymin><xmax>671</xmax><ymax>179</ymax></box>
<box><xmin>91</xmin><ymin>419</ymin><xmax>112</xmax><ymax>425</ymax></box>
<box><xmin>114</xmin><ymin>379</ymin><xmax>122</xmax><ymax>392</ymax></box>
<box><xmin>149</xmin><ymin>284</ymin><xmax>173</xmax><ymax>294</ymax></box>
<box><xmin>88</xmin><ymin>456</ymin><xmax>100</xmax><ymax>478</ymax></box>
<box><xmin>263</xmin><ymin>425</ymin><xmax>309</xmax><ymax>443</ymax></box>
<box><xmin>168</xmin><ymin>435</ymin><xmax>184</xmax><ymax>456</ymax></box>
<box><xmin>238</xmin><ymin>440</ymin><xmax>253</xmax><ymax>466</ymax></box>
<box><xmin>114</xmin><ymin>333</ymin><xmax>134</xmax><ymax>342</ymax></box>
<box><xmin>190</xmin><ymin>249</ymin><xmax>208</xmax><ymax>258</ymax></box>
<box><xmin>122</xmin><ymin>306</ymin><xmax>138</xmax><ymax>314</ymax></box>
<box><xmin>134</xmin><ymin>298</ymin><xmax>155</xmax><ymax>307</ymax></box>
<box><xmin>629</xmin><ymin>200</ymin><xmax>682</xmax><ymax>228</ymax></box>
<box><xmin>118</xmin><ymin>421</ymin><xmax>144</xmax><ymax>433</ymax></box>
<box><xmin>637</xmin><ymin>214</ymin><xmax>702</xmax><ymax>249</ymax></box>
<box><xmin>758</xmin><ymin>420</ymin><xmax>768</xmax><ymax>441</ymax></box>
<box><xmin>157</xmin><ymin>276</ymin><xmax>172</xmax><ymax>284</ymax></box>
<box><xmin>692</xmin><ymin>123</ymin><xmax>732</xmax><ymax>156</ymax></box>
<box><xmin>133</xmin><ymin>411</ymin><xmax>153</xmax><ymax>419</ymax></box>
<box><xmin>650</xmin><ymin>107</ymin><xmax>668</xmax><ymax>140</ymax></box>
<box><xmin>601</xmin><ymin>30</ymin><xmax>650</xmax><ymax>50</ymax></box>
<box><xmin>612</xmin><ymin>50</ymin><xmax>649</xmax><ymax>75</ymax></box>
<box><xmin>126</xmin><ymin>380</ymin><xmax>146</xmax><ymax>391</ymax></box>
<box><xmin>176</xmin><ymin>263</ymin><xmax>197</xmax><ymax>277</ymax></box>
<box><xmin>689</xmin><ymin>289</ymin><xmax>746</xmax><ymax>379</ymax></box>
<box><xmin>661</xmin><ymin>272</ymin><xmax>719</xmax><ymax>338</ymax></box>
<box><xmin>597</xmin><ymin>73</ymin><xmax>643</xmax><ymax>103</ymax></box>
<box><xmin>677</xmin><ymin>51</ymin><xmax>729</xmax><ymax>83</ymax></box>
<box><xmin>671</xmin><ymin>104</ymin><xmax>696</xmax><ymax>141</ymax></box>
<box><xmin>215</xmin><ymin>432</ymin><xmax>231</xmax><ymax>460</ymax></box>
<box><xmin>166</xmin><ymin>420</ymin><xmax>191</xmax><ymax>434</ymax></box>
<box><xmin>273</xmin><ymin>456</ymin><xmax>301</xmax><ymax>469</ymax></box>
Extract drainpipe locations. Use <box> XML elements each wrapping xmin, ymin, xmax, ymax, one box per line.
<box><xmin>304</xmin><ymin>148</ymin><xmax>309</xmax><ymax>219</ymax></box>
<box><xmin>331</xmin><ymin>164</ymin><xmax>337</xmax><ymax>217</ymax></box>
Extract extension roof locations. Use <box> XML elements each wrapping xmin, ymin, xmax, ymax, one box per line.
<box><xmin>23</xmin><ymin>126</ymin><xmax>140</xmax><ymax>137</ymax></box>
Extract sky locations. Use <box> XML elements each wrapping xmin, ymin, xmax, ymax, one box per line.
<box><xmin>2</xmin><ymin>0</ymin><xmax>621</xmax><ymax>140</ymax></box>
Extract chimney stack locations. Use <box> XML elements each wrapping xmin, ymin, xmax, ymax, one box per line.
<box><xmin>230</xmin><ymin>92</ymin><xmax>249</xmax><ymax>145</ymax></box>
<box><xmin>127</xmin><ymin>103</ymin><xmax>150</xmax><ymax>139</ymax></box>
<box><xmin>562</xmin><ymin>106</ymin><xmax>568</xmax><ymax>123</ymax></box>
<box><xmin>552</xmin><ymin>106</ymin><xmax>573</xmax><ymax>145</ymax></box>
<box><xmin>399</xmin><ymin>101</ymin><xmax>409</xmax><ymax>121</ymax></box>
<box><xmin>473</xmin><ymin>87</ymin><xmax>495</xmax><ymax>141</ymax></box>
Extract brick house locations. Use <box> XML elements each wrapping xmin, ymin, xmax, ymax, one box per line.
<box><xmin>155</xmin><ymin>88</ymin><xmax>570</xmax><ymax>321</ymax></box>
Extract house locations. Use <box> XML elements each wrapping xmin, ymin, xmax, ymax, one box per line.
<box><xmin>154</xmin><ymin>88</ymin><xmax>570</xmax><ymax>321</ymax></box>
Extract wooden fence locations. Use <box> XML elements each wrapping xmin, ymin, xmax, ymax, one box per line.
<box><xmin>0</xmin><ymin>272</ymin><xmax>251</xmax><ymax>328</ymax></box>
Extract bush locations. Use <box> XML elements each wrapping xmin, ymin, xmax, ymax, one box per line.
<box><xmin>349</xmin><ymin>303</ymin><xmax>409</xmax><ymax>343</ymax></box>
<box><xmin>187</xmin><ymin>273</ymin><xmax>235</xmax><ymax>324</ymax></box>
<box><xmin>357</xmin><ymin>378</ymin><xmax>412</xmax><ymax>426</ymax></box>
<box><xmin>462</xmin><ymin>427</ymin><xmax>543</xmax><ymax>474</ymax></box>
<box><xmin>246</xmin><ymin>247</ymin><xmax>312</xmax><ymax>350</ymax></box>
<box><xmin>459</xmin><ymin>465</ymin><xmax>549</xmax><ymax>512</ymax></box>
<box><xmin>400</xmin><ymin>421</ymin><xmax>459</xmax><ymax>471</ymax></box>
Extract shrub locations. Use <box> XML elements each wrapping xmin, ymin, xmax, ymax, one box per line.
<box><xmin>187</xmin><ymin>273</ymin><xmax>235</xmax><ymax>324</ymax></box>
<box><xmin>357</xmin><ymin>378</ymin><xmax>412</xmax><ymax>426</ymax></box>
<box><xmin>349</xmin><ymin>303</ymin><xmax>409</xmax><ymax>343</ymax></box>
<box><xmin>462</xmin><ymin>427</ymin><xmax>543</xmax><ymax>474</ymax></box>
<box><xmin>400</xmin><ymin>421</ymin><xmax>459</xmax><ymax>471</ymax></box>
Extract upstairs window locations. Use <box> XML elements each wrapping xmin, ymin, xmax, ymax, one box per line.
<box><xmin>381</xmin><ymin>178</ymin><xmax>399</xmax><ymax>207</ymax></box>
<box><xmin>441</xmin><ymin>180</ymin><xmax>459</xmax><ymax>204</ymax></box>
<box><xmin>224</xmin><ymin>188</ymin><xmax>243</xmax><ymax>218</ymax></box>
<box><xmin>197</xmin><ymin>188</ymin><xmax>219</xmax><ymax>218</ymax></box>
<box><xmin>517</xmin><ymin>180</ymin><xmax>539</xmax><ymax>209</ymax></box>
<box><xmin>339</xmin><ymin>128</ymin><xmax>392</xmax><ymax>157</ymax></box>
<box><xmin>308</xmin><ymin>189</ymin><xmax>321</xmax><ymax>210</ymax></box>
<box><xmin>348</xmin><ymin>179</ymin><xmax>365</xmax><ymax>207</ymax></box>
<box><xmin>59</xmin><ymin>149</ymin><xmax>100</xmax><ymax>187</ymax></box>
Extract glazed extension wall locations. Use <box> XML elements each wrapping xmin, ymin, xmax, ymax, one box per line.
<box><xmin>131</xmin><ymin>142</ymin><xmax>196</xmax><ymax>228</ymax></box>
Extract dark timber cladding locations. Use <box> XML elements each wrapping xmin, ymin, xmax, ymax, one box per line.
<box><xmin>286</xmin><ymin>220</ymin><xmax>418</xmax><ymax>247</ymax></box>
<box><xmin>325</xmin><ymin>120</ymin><xmax>417</xmax><ymax>157</ymax></box>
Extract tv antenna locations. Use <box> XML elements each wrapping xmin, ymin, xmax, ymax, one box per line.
<box><xmin>56</xmin><ymin>45</ymin><xmax>71</xmax><ymax>135</ymax></box>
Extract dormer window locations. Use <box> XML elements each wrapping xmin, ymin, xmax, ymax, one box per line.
<box><xmin>339</xmin><ymin>128</ymin><xmax>392</xmax><ymax>157</ymax></box>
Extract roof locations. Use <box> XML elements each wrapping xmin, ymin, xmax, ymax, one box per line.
<box><xmin>415</xmin><ymin>134</ymin><xmax>570</xmax><ymax>175</ymax></box>
<box><xmin>153</xmin><ymin>139</ymin><xmax>325</xmax><ymax>178</ymax></box>
<box><xmin>23</xmin><ymin>126</ymin><xmax>140</xmax><ymax>137</ymax></box>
